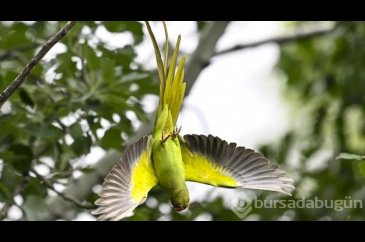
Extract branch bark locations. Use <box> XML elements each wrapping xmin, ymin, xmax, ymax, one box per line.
<box><xmin>31</xmin><ymin>169</ymin><xmax>95</xmax><ymax>210</ymax></box>
<box><xmin>44</xmin><ymin>21</ymin><xmax>231</xmax><ymax>220</ymax></box>
<box><xmin>0</xmin><ymin>21</ymin><xmax>77</xmax><ymax>109</ymax></box>
<box><xmin>214</xmin><ymin>24</ymin><xmax>339</xmax><ymax>57</ymax></box>
<box><xmin>185</xmin><ymin>22</ymin><xmax>230</xmax><ymax>94</ymax></box>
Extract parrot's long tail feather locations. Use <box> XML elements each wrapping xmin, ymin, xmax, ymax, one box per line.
<box><xmin>145</xmin><ymin>21</ymin><xmax>186</xmax><ymax>126</ymax></box>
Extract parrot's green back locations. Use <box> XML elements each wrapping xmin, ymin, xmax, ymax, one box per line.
<box><xmin>145</xmin><ymin>22</ymin><xmax>190</xmax><ymax>210</ymax></box>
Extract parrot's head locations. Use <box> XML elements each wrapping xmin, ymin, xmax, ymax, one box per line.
<box><xmin>170</xmin><ymin>186</ymin><xmax>190</xmax><ymax>212</ymax></box>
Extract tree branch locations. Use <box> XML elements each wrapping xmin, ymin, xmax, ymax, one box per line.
<box><xmin>31</xmin><ymin>168</ymin><xmax>95</xmax><ymax>210</ymax></box>
<box><xmin>43</xmin><ymin>21</ymin><xmax>231</xmax><ymax>220</ymax></box>
<box><xmin>0</xmin><ymin>21</ymin><xmax>77</xmax><ymax>109</ymax></box>
<box><xmin>185</xmin><ymin>22</ymin><xmax>230</xmax><ymax>94</ymax></box>
<box><xmin>213</xmin><ymin>24</ymin><xmax>339</xmax><ymax>57</ymax></box>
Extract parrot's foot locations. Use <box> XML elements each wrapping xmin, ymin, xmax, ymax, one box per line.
<box><xmin>160</xmin><ymin>126</ymin><xmax>181</xmax><ymax>143</ymax></box>
<box><xmin>161</xmin><ymin>130</ymin><xmax>171</xmax><ymax>144</ymax></box>
<box><xmin>171</xmin><ymin>126</ymin><xmax>181</xmax><ymax>139</ymax></box>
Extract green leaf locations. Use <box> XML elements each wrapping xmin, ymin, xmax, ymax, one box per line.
<box><xmin>120</xmin><ymin>72</ymin><xmax>150</xmax><ymax>83</ymax></box>
<box><xmin>23</xmin><ymin>195</ymin><xmax>50</xmax><ymax>220</ymax></box>
<box><xmin>86</xmin><ymin>115</ymin><xmax>102</xmax><ymax>139</ymax></box>
<box><xmin>0</xmin><ymin>134</ymin><xmax>15</xmax><ymax>151</ymax></box>
<box><xmin>79</xmin><ymin>167</ymin><xmax>95</xmax><ymax>173</ymax></box>
<box><xmin>32</xmin><ymin>64</ymin><xmax>43</xmax><ymax>76</ymax></box>
<box><xmin>55</xmin><ymin>51</ymin><xmax>77</xmax><ymax>77</ymax></box>
<box><xmin>336</xmin><ymin>153</ymin><xmax>365</xmax><ymax>160</ymax></box>
<box><xmin>104</xmin><ymin>21</ymin><xmax>144</xmax><ymax>44</ymax></box>
<box><xmin>71</xmin><ymin>135</ymin><xmax>92</xmax><ymax>156</ymax></box>
<box><xmin>0</xmin><ymin>182</ymin><xmax>13</xmax><ymax>203</ymax></box>
<box><xmin>25</xmin><ymin>123</ymin><xmax>63</xmax><ymax>142</ymax></box>
<box><xmin>5</xmin><ymin>144</ymin><xmax>33</xmax><ymax>174</ymax></box>
<box><xmin>100</xmin><ymin>45</ymin><xmax>136</xmax><ymax>70</ymax></box>
<box><xmin>100</xmin><ymin>127</ymin><xmax>122</xmax><ymax>150</ymax></box>
<box><xmin>0</xmin><ymin>164</ymin><xmax>23</xmax><ymax>195</ymax></box>
<box><xmin>23</xmin><ymin>177</ymin><xmax>47</xmax><ymax>197</ymax></box>
<box><xmin>19</xmin><ymin>88</ymin><xmax>35</xmax><ymax>108</ymax></box>
<box><xmin>196</xmin><ymin>21</ymin><xmax>207</xmax><ymax>32</ymax></box>
<box><xmin>70</xmin><ymin>123</ymin><xmax>84</xmax><ymax>139</ymax></box>
<box><xmin>0</xmin><ymin>22</ymin><xmax>29</xmax><ymax>49</ymax></box>
<box><xmin>0</xmin><ymin>150</ymin><xmax>18</xmax><ymax>161</ymax></box>
<box><xmin>101</xmin><ymin>58</ymin><xmax>115</xmax><ymax>84</ymax></box>
<box><xmin>119</xmin><ymin>115</ymin><xmax>133</xmax><ymax>134</ymax></box>
<box><xmin>82</xmin><ymin>43</ymin><xmax>100</xmax><ymax>70</ymax></box>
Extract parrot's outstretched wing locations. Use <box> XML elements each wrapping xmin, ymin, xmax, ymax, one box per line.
<box><xmin>92</xmin><ymin>136</ymin><xmax>158</xmax><ymax>221</ymax></box>
<box><xmin>180</xmin><ymin>134</ymin><xmax>294</xmax><ymax>195</ymax></box>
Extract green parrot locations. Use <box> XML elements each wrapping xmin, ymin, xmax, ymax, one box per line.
<box><xmin>92</xmin><ymin>22</ymin><xmax>294</xmax><ymax>221</ymax></box>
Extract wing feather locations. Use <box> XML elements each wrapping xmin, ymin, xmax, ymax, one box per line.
<box><xmin>92</xmin><ymin>135</ymin><xmax>157</xmax><ymax>221</ymax></box>
<box><xmin>180</xmin><ymin>134</ymin><xmax>294</xmax><ymax>195</ymax></box>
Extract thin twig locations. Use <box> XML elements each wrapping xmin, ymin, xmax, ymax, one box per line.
<box><xmin>213</xmin><ymin>24</ymin><xmax>339</xmax><ymax>57</ymax></box>
<box><xmin>0</xmin><ymin>21</ymin><xmax>77</xmax><ymax>109</ymax></box>
<box><xmin>55</xmin><ymin>118</ymin><xmax>68</xmax><ymax>131</ymax></box>
<box><xmin>31</xmin><ymin>168</ymin><xmax>95</xmax><ymax>210</ymax></box>
<box><xmin>76</xmin><ymin>50</ymin><xmax>91</xmax><ymax>85</ymax></box>
<box><xmin>0</xmin><ymin>204</ymin><xmax>9</xmax><ymax>220</ymax></box>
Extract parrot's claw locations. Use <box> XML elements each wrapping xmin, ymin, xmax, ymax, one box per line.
<box><xmin>171</xmin><ymin>126</ymin><xmax>182</xmax><ymax>139</ymax></box>
<box><xmin>161</xmin><ymin>126</ymin><xmax>181</xmax><ymax>143</ymax></box>
<box><xmin>161</xmin><ymin>130</ymin><xmax>171</xmax><ymax>144</ymax></box>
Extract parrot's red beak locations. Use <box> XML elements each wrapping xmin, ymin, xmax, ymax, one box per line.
<box><xmin>173</xmin><ymin>206</ymin><xmax>187</xmax><ymax>212</ymax></box>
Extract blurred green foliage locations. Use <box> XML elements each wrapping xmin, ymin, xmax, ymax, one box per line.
<box><xmin>0</xmin><ymin>21</ymin><xmax>364</xmax><ymax>221</ymax></box>
<box><xmin>0</xmin><ymin>21</ymin><xmax>157</xmax><ymax>220</ymax></box>
<box><xmin>259</xmin><ymin>21</ymin><xmax>365</xmax><ymax>220</ymax></box>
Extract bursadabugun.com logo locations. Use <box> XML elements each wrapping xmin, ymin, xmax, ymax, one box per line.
<box><xmin>232</xmin><ymin>194</ymin><xmax>363</xmax><ymax>219</ymax></box>
<box><xmin>231</xmin><ymin>190</ymin><xmax>261</xmax><ymax>219</ymax></box>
